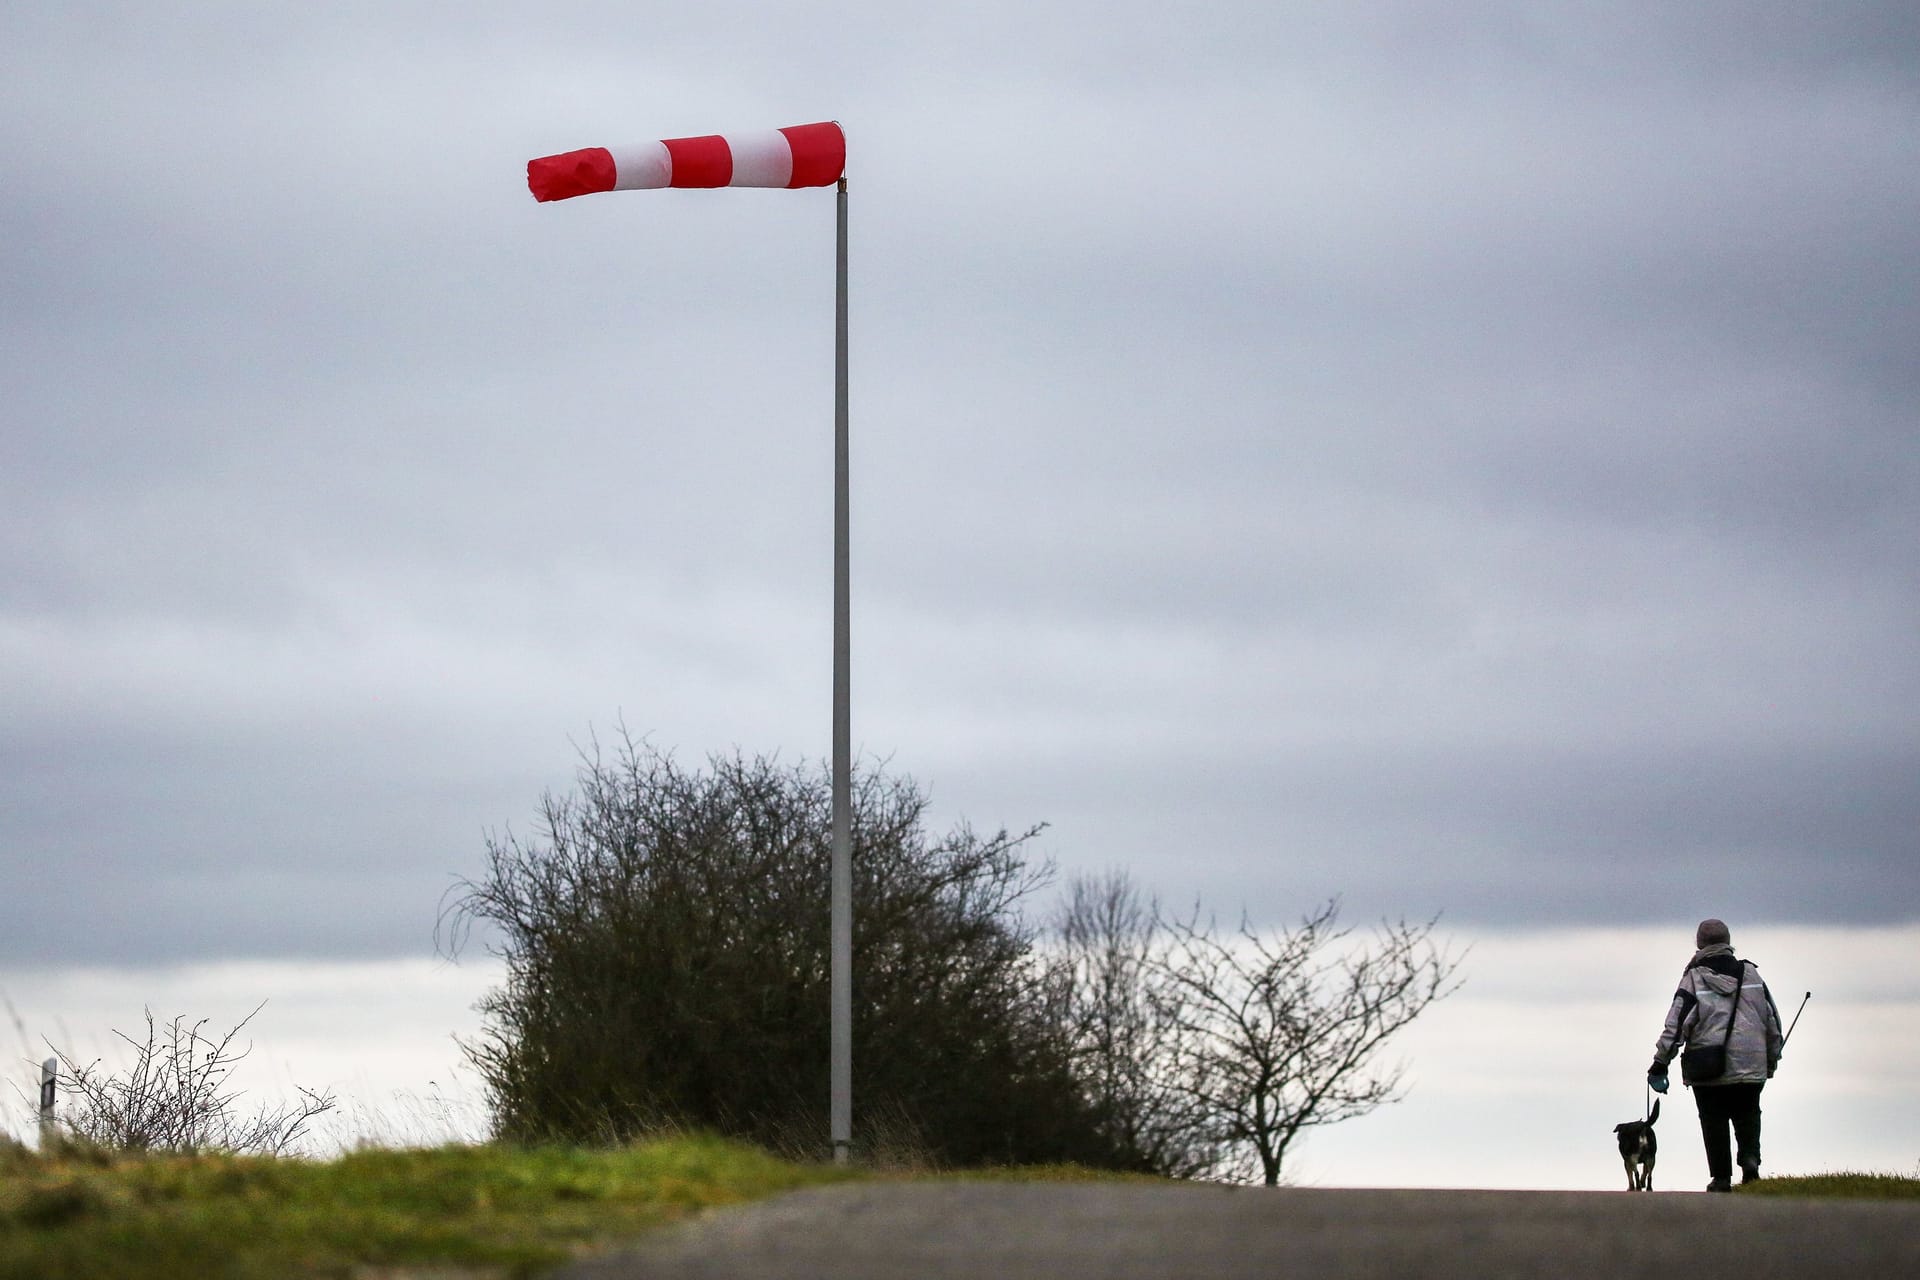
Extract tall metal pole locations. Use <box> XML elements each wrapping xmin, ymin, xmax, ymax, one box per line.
<box><xmin>830</xmin><ymin>175</ymin><xmax>852</xmax><ymax>1165</ymax></box>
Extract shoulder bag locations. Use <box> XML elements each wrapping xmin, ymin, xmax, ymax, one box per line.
<box><xmin>1680</xmin><ymin>962</ymin><xmax>1744</xmax><ymax>1085</ymax></box>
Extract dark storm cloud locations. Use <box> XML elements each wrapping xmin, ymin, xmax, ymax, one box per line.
<box><xmin>998</xmin><ymin>716</ymin><xmax>1910</xmax><ymax>927</ymax></box>
<box><xmin>2</xmin><ymin>3</ymin><xmax>1916</xmax><ymax>962</ymax></box>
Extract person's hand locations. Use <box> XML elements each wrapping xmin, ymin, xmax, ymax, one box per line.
<box><xmin>1648</xmin><ymin>1071</ymin><xmax>1669</xmax><ymax>1094</ymax></box>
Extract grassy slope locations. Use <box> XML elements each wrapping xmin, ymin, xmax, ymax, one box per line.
<box><xmin>1738</xmin><ymin>1172</ymin><xmax>1920</xmax><ymax>1200</ymax></box>
<box><xmin>0</xmin><ymin>1135</ymin><xmax>858</xmax><ymax>1280</ymax></box>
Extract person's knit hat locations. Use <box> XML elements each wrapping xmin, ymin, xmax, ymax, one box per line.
<box><xmin>1696</xmin><ymin>918</ymin><xmax>1731</xmax><ymax>948</ymax></box>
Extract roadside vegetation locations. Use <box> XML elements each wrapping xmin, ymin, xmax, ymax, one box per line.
<box><xmin>0</xmin><ymin>1131</ymin><xmax>859</xmax><ymax>1280</ymax></box>
<box><xmin>1739</xmin><ymin>1170</ymin><xmax>1920</xmax><ymax>1199</ymax></box>
<box><xmin>45</xmin><ymin>1004</ymin><xmax>336</xmax><ymax>1157</ymax></box>
<box><xmin>442</xmin><ymin>733</ymin><xmax>1462</xmax><ymax>1184</ymax></box>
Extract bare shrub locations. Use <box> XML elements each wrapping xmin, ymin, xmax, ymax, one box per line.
<box><xmin>1154</xmin><ymin>899</ymin><xmax>1465</xmax><ymax>1185</ymax></box>
<box><xmin>1051</xmin><ymin>878</ymin><xmax>1465</xmax><ymax>1185</ymax></box>
<box><xmin>443</xmin><ymin>733</ymin><xmax>1135</xmax><ymax>1168</ymax></box>
<box><xmin>51</xmin><ymin>1004</ymin><xmax>336</xmax><ymax>1156</ymax></box>
<box><xmin>1051</xmin><ymin>871</ymin><xmax>1218</xmax><ymax>1177</ymax></box>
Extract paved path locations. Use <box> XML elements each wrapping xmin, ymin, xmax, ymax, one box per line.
<box><xmin>557</xmin><ymin>1182</ymin><xmax>1920</xmax><ymax>1279</ymax></box>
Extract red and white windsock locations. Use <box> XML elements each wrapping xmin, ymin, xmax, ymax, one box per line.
<box><xmin>528</xmin><ymin>121</ymin><xmax>844</xmax><ymax>202</ymax></box>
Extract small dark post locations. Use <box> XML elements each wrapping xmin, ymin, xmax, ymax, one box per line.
<box><xmin>38</xmin><ymin>1057</ymin><xmax>57</xmax><ymax>1145</ymax></box>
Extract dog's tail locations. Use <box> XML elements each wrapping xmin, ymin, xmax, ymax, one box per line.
<box><xmin>1649</xmin><ymin>1098</ymin><xmax>1660</xmax><ymax>1125</ymax></box>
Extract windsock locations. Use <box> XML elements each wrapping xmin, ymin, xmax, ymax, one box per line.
<box><xmin>528</xmin><ymin>122</ymin><xmax>844</xmax><ymax>201</ymax></box>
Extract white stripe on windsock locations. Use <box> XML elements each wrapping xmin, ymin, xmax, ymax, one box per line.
<box><xmin>722</xmin><ymin>130</ymin><xmax>794</xmax><ymax>187</ymax></box>
<box><xmin>608</xmin><ymin>141</ymin><xmax>671</xmax><ymax>191</ymax></box>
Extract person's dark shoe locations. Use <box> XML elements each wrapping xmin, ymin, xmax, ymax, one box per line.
<box><xmin>1706</xmin><ymin>1178</ymin><xmax>1733</xmax><ymax>1193</ymax></box>
<box><xmin>1741</xmin><ymin>1163</ymin><xmax>1761</xmax><ymax>1184</ymax></box>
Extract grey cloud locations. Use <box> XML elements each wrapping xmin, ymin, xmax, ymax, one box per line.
<box><xmin>988</xmin><ymin>737</ymin><xmax>1920</xmax><ymax>930</ymax></box>
<box><xmin>2</xmin><ymin>3</ymin><xmax>1915</xmax><ymax>963</ymax></box>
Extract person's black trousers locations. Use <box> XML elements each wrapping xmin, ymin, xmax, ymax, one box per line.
<box><xmin>1693</xmin><ymin>1081</ymin><xmax>1764</xmax><ymax>1181</ymax></box>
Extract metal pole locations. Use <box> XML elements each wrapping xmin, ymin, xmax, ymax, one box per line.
<box><xmin>830</xmin><ymin>175</ymin><xmax>852</xmax><ymax>1166</ymax></box>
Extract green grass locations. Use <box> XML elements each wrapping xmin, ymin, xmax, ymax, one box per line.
<box><xmin>0</xmin><ymin>1134</ymin><xmax>860</xmax><ymax>1279</ymax></box>
<box><xmin>1738</xmin><ymin>1171</ymin><xmax>1920</xmax><ymax>1200</ymax></box>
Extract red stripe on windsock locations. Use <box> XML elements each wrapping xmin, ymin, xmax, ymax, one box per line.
<box><xmin>527</xmin><ymin>147</ymin><xmax>617</xmax><ymax>202</ymax></box>
<box><xmin>781</xmin><ymin>122</ymin><xmax>845</xmax><ymax>188</ymax></box>
<box><xmin>662</xmin><ymin>134</ymin><xmax>733</xmax><ymax>188</ymax></box>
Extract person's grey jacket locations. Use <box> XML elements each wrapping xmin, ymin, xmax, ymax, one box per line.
<box><xmin>1650</xmin><ymin>944</ymin><xmax>1785</xmax><ymax>1086</ymax></box>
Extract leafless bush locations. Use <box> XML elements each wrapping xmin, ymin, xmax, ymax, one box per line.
<box><xmin>1051</xmin><ymin>871</ymin><xmax>1220</xmax><ymax>1177</ymax></box>
<box><xmin>1052</xmin><ymin>878</ymin><xmax>1465</xmax><ymax>1185</ymax></box>
<box><xmin>1154</xmin><ymin>899</ymin><xmax>1465</xmax><ymax>1185</ymax></box>
<box><xmin>51</xmin><ymin>1004</ymin><xmax>336</xmax><ymax>1156</ymax></box>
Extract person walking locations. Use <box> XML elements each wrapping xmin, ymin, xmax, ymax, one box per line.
<box><xmin>1647</xmin><ymin>919</ymin><xmax>1785</xmax><ymax>1191</ymax></box>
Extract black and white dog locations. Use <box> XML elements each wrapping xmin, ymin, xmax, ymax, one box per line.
<box><xmin>1613</xmin><ymin>1099</ymin><xmax>1659</xmax><ymax>1191</ymax></box>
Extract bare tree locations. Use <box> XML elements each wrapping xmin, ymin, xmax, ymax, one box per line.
<box><xmin>1051</xmin><ymin>872</ymin><xmax>1218</xmax><ymax>1177</ymax></box>
<box><xmin>1153</xmin><ymin>899</ymin><xmax>1464</xmax><ymax>1185</ymax></box>
<box><xmin>51</xmin><ymin>1004</ymin><xmax>336</xmax><ymax>1156</ymax></box>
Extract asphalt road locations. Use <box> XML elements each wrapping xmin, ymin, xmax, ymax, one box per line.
<box><xmin>557</xmin><ymin>1182</ymin><xmax>1920</xmax><ymax>1279</ymax></box>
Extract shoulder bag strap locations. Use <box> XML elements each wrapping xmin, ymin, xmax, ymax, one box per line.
<box><xmin>1719</xmin><ymin>961</ymin><xmax>1746</xmax><ymax>1051</ymax></box>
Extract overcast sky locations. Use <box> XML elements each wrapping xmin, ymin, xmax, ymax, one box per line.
<box><xmin>4</xmin><ymin>0</ymin><xmax>1916</xmax><ymax>1185</ymax></box>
